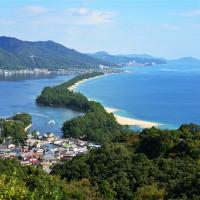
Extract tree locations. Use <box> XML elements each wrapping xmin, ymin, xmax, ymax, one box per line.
<box><xmin>12</xmin><ymin>113</ymin><xmax>32</xmax><ymax>127</ymax></box>
<box><xmin>0</xmin><ymin>173</ymin><xmax>28</xmax><ymax>200</ymax></box>
<box><xmin>134</xmin><ymin>184</ymin><xmax>165</xmax><ymax>200</ymax></box>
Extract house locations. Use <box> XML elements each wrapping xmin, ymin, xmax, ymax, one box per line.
<box><xmin>22</xmin><ymin>146</ymin><xmax>29</xmax><ymax>152</ymax></box>
<box><xmin>8</xmin><ymin>143</ymin><xmax>15</xmax><ymax>149</ymax></box>
<box><xmin>77</xmin><ymin>146</ymin><xmax>88</xmax><ymax>154</ymax></box>
<box><xmin>26</xmin><ymin>138</ymin><xmax>38</xmax><ymax>146</ymax></box>
<box><xmin>36</xmin><ymin>148</ymin><xmax>44</xmax><ymax>155</ymax></box>
<box><xmin>54</xmin><ymin>139</ymin><xmax>65</xmax><ymax>145</ymax></box>
<box><xmin>24</xmin><ymin>156</ymin><xmax>39</xmax><ymax>165</ymax></box>
<box><xmin>60</xmin><ymin>151</ymin><xmax>76</xmax><ymax>160</ymax></box>
<box><xmin>43</xmin><ymin>152</ymin><xmax>55</xmax><ymax>161</ymax></box>
<box><xmin>21</xmin><ymin>161</ymin><xmax>31</xmax><ymax>166</ymax></box>
<box><xmin>0</xmin><ymin>144</ymin><xmax>9</xmax><ymax>152</ymax></box>
<box><xmin>41</xmin><ymin>161</ymin><xmax>52</xmax><ymax>173</ymax></box>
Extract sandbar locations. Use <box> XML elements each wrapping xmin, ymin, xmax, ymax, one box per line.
<box><xmin>68</xmin><ymin>74</ymin><xmax>107</xmax><ymax>91</ymax></box>
<box><xmin>68</xmin><ymin>76</ymin><xmax>161</xmax><ymax>129</ymax></box>
<box><xmin>105</xmin><ymin>107</ymin><xmax>161</xmax><ymax>128</ymax></box>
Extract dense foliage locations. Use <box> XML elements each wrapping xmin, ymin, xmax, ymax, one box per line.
<box><xmin>37</xmin><ymin>73</ymin><xmax>128</xmax><ymax>143</ymax></box>
<box><xmin>36</xmin><ymin>72</ymin><xmax>103</xmax><ymax>112</ymax></box>
<box><xmin>52</xmin><ymin>123</ymin><xmax>200</xmax><ymax>200</ymax></box>
<box><xmin>62</xmin><ymin>101</ymin><xmax>127</xmax><ymax>142</ymax></box>
<box><xmin>0</xmin><ymin>113</ymin><xmax>31</xmax><ymax>144</ymax></box>
<box><xmin>0</xmin><ymin>159</ymin><xmax>103</xmax><ymax>200</ymax></box>
<box><xmin>35</xmin><ymin>74</ymin><xmax>200</xmax><ymax>199</ymax></box>
<box><xmin>12</xmin><ymin>113</ymin><xmax>32</xmax><ymax>127</ymax></box>
<box><xmin>0</xmin><ymin>36</ymin><xmax>109</xmax><ymax>69</ymax></box>
<box><xmin>59</xmin><ymin>72</ymin><xmax>104</xmax><ymax>88</ymax></box>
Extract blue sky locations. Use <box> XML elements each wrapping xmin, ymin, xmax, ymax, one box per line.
<box><xmin>0</xmin><ymin>0</ymin><xmax>200</xmax><ymax>59</ymax></box>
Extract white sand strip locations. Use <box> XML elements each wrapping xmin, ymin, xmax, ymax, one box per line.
<box><xmin>104</xmin><ymin>107</ymin><xmax>120</xmax><ymax>113</ymax></box>
<box><xmin>68</xmin><ymin>74</ymin><xmax>107</xmax><ymax>91</ymax></box>
<box><xmin>68</xmin><ymin>75</ymin><xmax>161</xmax><ymax>129</ymax></box>
<box><xmin>105</xmin><ymin>107</ymin><xmax>161</xmax><ymax>128</ymax></box>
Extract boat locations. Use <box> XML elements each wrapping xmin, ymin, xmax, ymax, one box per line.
<box><xmin>48</xmin><ymin>120</ymin><xmax>56</xmax><ymax>125</ymax></box>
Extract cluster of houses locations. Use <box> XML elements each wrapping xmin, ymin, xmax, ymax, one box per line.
<box><xmin>0</xmin><ymin>133</ymin><xmax>100</xmax><ymax>173</ymax></box>
<box><xmin>0</xmin><ymin>67</ymin><xmax>122</xmax><ymax>77</ymax></box>
<box><xmin>0</xmin><ymin>68</ymin><xmax>50</xmax><ymax>76</ymax></box>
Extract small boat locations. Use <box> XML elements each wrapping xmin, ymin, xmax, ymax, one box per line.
<box><xmin>48</xmin><ymin>120</ymin><xmax>56</xmax><ymax>124</ymax></box>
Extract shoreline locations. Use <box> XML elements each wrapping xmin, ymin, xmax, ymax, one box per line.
<box><xmin>25</xmin><ymin>123</ymin><xmax>32</xmax><ymax>132</ymax></box>
<box><xmin>68</xmin><ymin>74</ymin><xmax>108</xmax><ymax>91</ymax></box>
<box><xmin>105</xmin><ymin>107</ymin><xmax>161</xmax><ymax>128</ymax></box>
<box><xmin>67</xmin><ymin>74</ymin><xmax>161</xmax><ymax>129</ymax></box>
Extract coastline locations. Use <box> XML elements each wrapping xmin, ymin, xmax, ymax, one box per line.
<box><xmin>25</xmin><ymin>123</ymin><xmax>32</xmax><ymax>132</ymax></box>
<box><xmin>105</xmin><ymin>107</ymin><xmax>161</xmax><ymax>128</ymax></box>
<box><xmin>68</xmin><ymin>74</ymin><xmax>108</xmax><ymax>91</ymax></box>
<box><xmin>68</xmin><ymin>75</ymin><xmax>161</xmax><ymax>129</ymax></box>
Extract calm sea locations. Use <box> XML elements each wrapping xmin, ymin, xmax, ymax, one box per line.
<box><xmin>1</xmin><ymin>61</ymin><xmax>200</xmax><ymax>133</ymax></box>
<box><xmin>0</xmin><ymin>74</ymin><xmax>82</xmax><ymax>136</ymax></box>
<box><xmin>75</xmin><ymin>61</ymin><xmax>200</xmax><ymax>129</ymax></box>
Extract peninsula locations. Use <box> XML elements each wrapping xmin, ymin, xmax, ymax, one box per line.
<box><xmin>36</xmin><ymin>72</ymin><xmax>125</xmax><ymax>143</ymax></box>
<box><xmin>106</xmin><ymin>108</ymin><xmax>161</xmax><ymax>128</ymax></box>
<box><xmin>36</xmin><ymin>72</ymin><xmax>161</xmax><ymax>144</ymax></box>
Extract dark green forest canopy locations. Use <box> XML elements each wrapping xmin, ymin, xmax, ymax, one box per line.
<box><xmin>36</xmin><ymin>72</ymin><xmax>104</xmax><ymax>112</ymax></box>
<box><xmin>52</xmin><ymin>123</ymin><xmax>200</xmax><ymax>200</ymax></box>
<box><xmin>0</xmin><ymin>113</ymin><xmax>32</xmax><ymax>144</ymax></box>
<box><xmin>1</xmin><ymin>123</ymin><xmax>200</xmax><ymax>200</ymax></box>
<box><xmin>61</xmin><ymin>101</ymin><xmax>127</xmax><ymax>142</ymax></box>
<box><xmin>0</xmin><ymin>158</ymin><xmax>103</xmax><ymax>200</ymax></box>
<box><xmin>35</xmin><ymin>73</ymin><xmax>200</xmax><ymax>199</ymax></box>
<box><xmin>12</xmin><ymin>113</ymin><xmax>32</xmax><ymax>127</ymax></box>
<box><xmin>36</xmin><ymin>72</ymin><xmax>128</xmax><ymax>143</ymax></box>
<box><xmin>59</xmin><ymin>72</ymin><xmax>104</xmax><ymax>88</ymax></box>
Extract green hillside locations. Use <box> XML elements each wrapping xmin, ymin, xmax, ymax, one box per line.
<box><xmin>0</xmin><ymin>36</ymin><xmax>109</xmax><ymax>69</ymax></box>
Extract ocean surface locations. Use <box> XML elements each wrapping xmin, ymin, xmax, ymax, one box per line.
<box><xmin>1</xmin><ymin>61</ymin><xmax>200</xmax><ymax>133</ymax></box>
<box><xmin>75</xmin><ymin>61</ymin><xmax>200</xmax><ymax>129</ymax></box>
<box><xmin>0</xmin><ymin>74</ymin><xmax>82</xmax><ymax>136</ymax></box>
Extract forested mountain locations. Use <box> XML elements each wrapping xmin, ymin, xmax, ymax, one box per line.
<box><xmin>89</xmin><ymin>51</ymin><xmax>166</xmax><ymax>66</ymax></box>
<box><xmin>0</xmin><ymin>36</ymin><xmax>109</xmax><ymax>69</ymax></box>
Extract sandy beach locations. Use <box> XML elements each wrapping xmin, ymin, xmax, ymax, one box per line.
<box><xmin>68</xmin><ymin>74</ymin><xmax>107</xmax><ymax>91</ymax></box>
<box><xmin>105</xmin><ymin>107</ymin><xmax>161</xmax><ymax>128</ymax></box>
<box><xmin>68</xmin><ymin>76</ymin><xmax>161</xmax><ymax>129</ymax></box>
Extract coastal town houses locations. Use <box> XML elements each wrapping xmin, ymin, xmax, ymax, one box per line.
<box><xmin>0</xmin><ymin>132</ymin><xmax>100</xmax><ymax>173</ymax></box>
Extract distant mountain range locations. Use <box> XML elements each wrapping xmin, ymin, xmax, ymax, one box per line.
<box><xmin>0</xmin><ymin>36</ymin><xmax>199</xmax><ymax>70</ymax></box>
<box><xmin>169</xmin><ymin>57</ymin><xmax>200</xmax><ymax>64</ymax></box>
<box><xmin>0</xmin><ymin>36</ymin><xmax>109</xmax><ymax>69</ymax></box>
<box><xmin>89</xmin><ymin>51</ymin><xmax>166</xmax><ymax>66</ymax></box>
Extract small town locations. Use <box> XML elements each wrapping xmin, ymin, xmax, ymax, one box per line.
<box><xmin>0</xmin><ymin>131</ymin><xmax>100</xmax><ymax>173</ymax></box>
<box><xmin>0</xmin><ymin>66</ymin><xmax>122</xmax><ymax>77</ymax></box>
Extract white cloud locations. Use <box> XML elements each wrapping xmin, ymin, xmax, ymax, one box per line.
<box><xmin>23</xmin><ymin>6</ymin><xmax>49</xmax><ymax>14</ymax></box>
<box><xmin>66</xmin><ymin>7</ymin><xmax>117</xmax><ymax>25</ymax></box>
<box><xmin>172</xmin><ymin>8</ymin><xmax>200</xmax><ymax>17</ymax></box>
<box><xmin>67</xmin><ymin>7</ymin><xmax>88</xmax><ymax>15</ymax></box>
<box><xmin>19</xmin><ymin>6</ymin><xmax>117</xmax><ymax>28</ymax></box>
<box><xmin>161</xmin><ymin>24</ymin><xmax>181</xmax><ymax>31</ymax></box>
<box><xmin>181</xmin><ymin>8</ymin><xmax>200</xmax><ymax>17</ymax></box>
